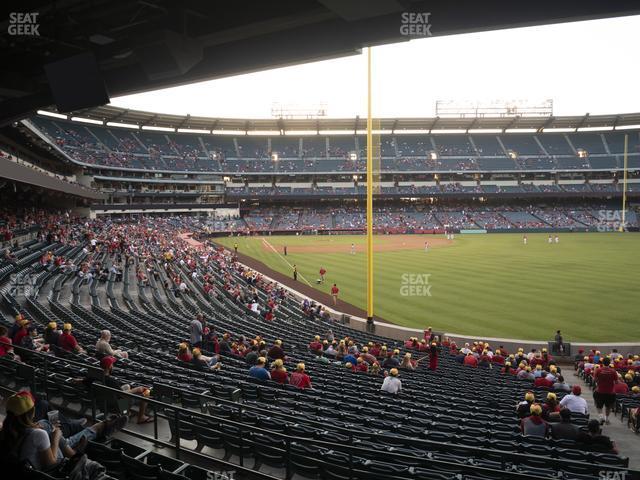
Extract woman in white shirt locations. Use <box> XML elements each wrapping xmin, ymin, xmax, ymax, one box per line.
<box><xmin>381</xmin><ymin>368</ymin><xmax>402</xmax><ymax>394</ymax></box>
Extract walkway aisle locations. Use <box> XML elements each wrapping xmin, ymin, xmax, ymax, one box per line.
<box><xmin>564</xmin><ymin>368</ymin><xmax>639</xmax><ymax>469</ymax></box>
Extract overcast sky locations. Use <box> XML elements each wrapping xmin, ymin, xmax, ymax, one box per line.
<box><xmin>112</xmin><ymin>15</ymin><xmax>640</xmax><ymax>119</ymax></box>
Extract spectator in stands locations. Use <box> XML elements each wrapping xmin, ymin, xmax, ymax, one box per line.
<box><xmin>399</xmin><ymin>353</ymin><xmax>415</xmax><ymax>371</ymax></box>
<box><xmin>43</xmin><ymin>322</ymin><xmax>60</xmax><ymax>347</ymax></box>
<box><xmin>176</xmin><ymin>343</ymin><xmax>192</xmax><ymax>362</ymax></box>
<box><xmin>248</xmin><ymin>357</ymin><xmax>271</xmax><ymax>381</ymax></box>
<box><xmin>551</xmin><ymin>408</ymin><xmax>580</xmax><ymax>441</ymax></box>
<box><xmin>289</xmin><ymin>363</ymin><xmax>312</xmax><ymax>389</ymax></box>
<box><xmin>0</xmin><ymin>390</ymin><xmax>126</xmax><ymax>472</ymax></box>
<box><xmin>245</xmin><ymin>344</ymin><xmax>259</xmax><ymax>365</ymax></box>
<box><xmin>0</xmin><ymin>325</ymin><xmax>14</xmax><ymax>357</ymax></box>
<box><xmin>381</xmin><ymin>368</ymin><xmax>402</xmax><ymax>394</ymax></box>
<box><xmin>516</xmin><ymin>391</ymin><xmax>536</xmax><ymax>418</ymax></box>
<box><xmin>190</xmin><ymin>313</ymin><xmax>204</xmax><ymax>348</ymax></box>
<box><xmin>267</xmin><ymin>339</ymin><xmax>285</xmax><ymax>361</ymax></box>
<box><xmin>517</xmin><ymin>366</ymin><xmax>535</xmax><ymax>381</ymax></box>
<box><xmin>12</xmin><ymin>319</ymin><xmax>30</xmax><ymax>347</ymax></box>
<box><xmin>613</xmin><ymin>374</ymin><xmax>630</xmax><ymax>394</ymax></box>
<box><xmin>99</xmin><ymin>356</ymin><xmax>152</xmax><ymax>424</ymax></box>
<box><xmin>594</xmin><ymin>357</ymin><xmax>618</xmax><ymax>424</ymax></box>
<box><xmin>553</xmin><ymin>375</ymin><xmax>571</xmax><ymax>392</ymax></box>
<box><xmin>578</xmin><ymin>419</ymin><xmax>618</xmax><ymax>454</ymax></box>
<box><xmin>542</xmin><ymin>392</ymin><xmax>561</xmax><ymax>421</ymax></box>
<box><xmin>96</xmin><ymin>330</ymin><xmax>128</xmax><ymax>359</ymax></box>
<box><xmin>429</xmin><ymin>342</ymin><xmax>438</xmax><ymax>371</ymax></box>
<box><xmin>20</xmin><ymin>326</ymin><xmax>46</xmax><ymax>352</ymax></box>
<box><xmin>559</xmin><ymin>385</ymin><xmax>588</xmax><ymax>415</ymax></box>
<box><xmin>191</xmin><ymin>348</ymin><xmax>220</xmax><ymax>370</ymax></box>
<box><xmin>520</xmin><ymin>404</ymin><xmax>548</xmax><ymax>437</ymax></box>
<box><xmin>463</xmin><ymin>352</ymin><xmax>478</xmax><ymax>368</ymax></box>
<box><xmin>58</xmin><ymin>323</ymin><xmax>84</xmax><ymax>353</ymax></box>
<box><xmin>270</xmin><ymin>359</ymin><xmax>289</xmax><ymax>384</ymax></box>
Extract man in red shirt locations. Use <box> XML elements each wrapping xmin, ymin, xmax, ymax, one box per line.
<box><xmin>594</xmin><ymin>357</ymin><xmax>619</xmax><ymax>424</ymax></box>
<box><xmin>463</xmin><ymin>353</ymin><xmax>478</xmax><ymax>368</ymax></box>
<box><xmin>330</xmin><ymin>284</ymin><xmax>339</xmax><ymax>306</ymax></box>
<box><xmin>12</xmin><ymin>319</ymin><xmax>30</xmax><ymax>347</ymax></box>
<box><xmin>319</xmin><ymin>267</ymin><xmax>326</xmax><ymax>283</ymax></box>
<box><xmin>534</xmin><ymin>373</ymin><xmax>554</xmax><ymax>388</ymax></box>
<box><xmin>59</xmin><ymin>323</ymin><xmax>84</xmax><ymax>353</ymax></box>
<box><xmin>289</xmin><ymin>363</ymin><xmax>312</xmax><ymax>389</ymax></box>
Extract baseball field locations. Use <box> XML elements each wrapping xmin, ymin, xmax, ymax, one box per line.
<box><xmin>216</xmin><ymin>233</ymin><xmax>640</xmax><ymax>342</ymax></box>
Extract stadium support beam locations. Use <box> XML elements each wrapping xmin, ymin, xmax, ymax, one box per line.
<box><xmin>366</xmin><ymin>47</ymin><xmax>374</xmax><ymax>330</ymax></box>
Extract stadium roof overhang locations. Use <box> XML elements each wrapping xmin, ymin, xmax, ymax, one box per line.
<box><xmin>36</xmin><ymin>106</ymin><xmax>640</xmax><ymax>133</ymax></box>
<box><xmin>2</xmin><ymin>0</ymin><xmax>640</xmax><ymax>127</ymax></box>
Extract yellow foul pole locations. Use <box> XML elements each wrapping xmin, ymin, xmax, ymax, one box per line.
<box><xmin>621</xmin><ymin>134</ymin><xmax>628</xmax><ymax>231</ymax></box>
<box><xmin>366</xmin><ymin>47</ymin><xmax>374</xmax><ymax>327</ymax></box>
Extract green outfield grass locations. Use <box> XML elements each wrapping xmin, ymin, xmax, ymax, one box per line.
<box><xmin>216</xmin><ymin>233</ymin><xmax>640</xmax><ymax>342</ymax></box>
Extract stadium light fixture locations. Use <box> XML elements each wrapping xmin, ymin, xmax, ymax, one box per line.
<box><xmin>177</xmin><ymin>128</ymin><xmax>211</xmax><ymax>134</ymax></box>
<box><xmin>142</xmin><ymin>125</ymin><xmax>175</xmax><ymax>132</ymax></box>
<box><xmin>504</xmin><ymin>128</ymin><xmax>537</xmax><ymax>133</ymax></box>
<box><xmin>37</xmin><ymin>110</ymin><xmax>67</xmax><ymax>119</ymax></box>
<box><xmin>542</xmin><ymin>128</ymin><xmax>576</xmax><ymax>133</ymax></box>
<box><xmin>223</xmin><ymin>176</ymin><xmax>231</xmax><ymax>182</ymax></box>
<box><xmin>429</xmin><ymin>152</ymin><xmax>438</xmax><ymax>160</ymax></box>
<box><xmin>431</xmin><ymin>129</ymin><xmax>467</xmax><ymax>134</ymax></box>
<box><xmin>615</xmin><ymin>124</ymin><xmax>640</xmax><ymax>130</ymax></box>
<box><xmin>71</xmin><ymin>116</ymin><xmax>103</xmax><ymax>125</ymax></box>
<box><xmin>106</xmin><ymin>121</ymin><xmax>139</xmax><ymax>129</ymax></box>
<box><xmin>394</xmin><ymin>129</ymin><xmax>430</xmax><ymax>134</ymax></box>
<box><xmin>577</xmin><ymin>126</ymin><xmax>614</xmax><ymax>132</ymax></box>
<box><xmin>271</xmin><ymin>153</ymin><xmax>279</xmax><ymax>161</ymax></box>
<box><xmin>247</xmin><ymin>130</ymin><xmax>280</xmax><ymax>136</ymax></box>
<box><xmin>318</xmin><ymin>130</ymin><xmax>354</xmax><ymax>135</ymax></box>
<box><xmin>353</xmin><ymin>175</ymin><xmax>359</xmax><ymax>181</ymax></box>
<box><xmin>467</xmin><ymin>129</ymin><xmax>503</xmax><ymax>134</ymax></box>
<box><xmin>212</xmin><ymin>129</ymin><xmax>245</xmax><ymax>135</ymax></box>
<box><xmin>349</xmin><ymin>152</ymin><xmax>358</xmax><ymax>161</ymax></box>
<box><xmin>284</xmin><ymin>130</ymin><xmax>317</xmax><ymax>136</ymax></box>
<box><xmin>577</xmin><ymin>149</ymin><xmax>588</xmax><ymax>158</ymax></box>
<box><xmin>508</xmin><ymin>150</ymin><xmax>518</xmax><ymax>159</ymax></box>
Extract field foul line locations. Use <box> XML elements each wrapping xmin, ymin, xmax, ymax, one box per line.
<box><xmin>261</xmin><ymin>238</ymin><xmax>314</xmax><ymax>288</ymax></box>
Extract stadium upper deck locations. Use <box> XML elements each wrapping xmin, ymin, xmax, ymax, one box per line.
<box><xmin>24</xmin><ymin>109</ymin><xmax>640</xmax><ymax>175</ymax></box>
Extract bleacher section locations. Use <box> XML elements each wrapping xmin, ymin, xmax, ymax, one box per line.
<box><xmin>27</xmin><ymin>116</ymin><xmax>640</xmax><ymax>176</ymax></box>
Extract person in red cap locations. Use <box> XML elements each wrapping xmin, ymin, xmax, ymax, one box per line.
<box><xmin>559</xmin><ymin>385</ymin><xmax>588</xmax><ymax>415</ymax></box>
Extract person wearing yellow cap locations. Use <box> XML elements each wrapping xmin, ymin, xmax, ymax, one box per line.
<box><xmin>2</xmin><ymin>391</ymin><xmax>127</xmax><ymax>471</ymax></box>
<box><xmin>267</xmin><ymin>339</ymin><xmax>285</xmax><ymax>361</ymax></box>
<box><xmin>44</xmin><ymin>322</ymin><xmax>61</xmax><ymax>348</ymax></box>
<box><xmin>399</xmin><ymin>352</ymin><xmax>415</xmax><ymax>371</ymax></box>
<box><xmin>516</xmin><ymin>391</ymin><xmax>536</xmax><ymax>418</ymax></box>
<box><xmin>381</xmin><ymin>368</ymin><xmax>402</xmax><ymax>394</ymax></box>
<box><xmin>58</xmin><ymin>323</ymin><xmax>84</xmax><ymax>354</ymax></box>
<box><xmin>289</xmin><ymin>363</ymin><xmax>312</xmax><ymax>389</ymax></box>
<box><xmin>520</xmin><ymin>403</ymin><xmax>549</xmax><ymax>437</ymax></box>
<box><xmin>270</xmin><ymin>359</ymin><xmax>289</xmax><ymax>384</ymax></box>
<box><xmin>176</xmin><ymin>343</ymin><xmax>192</xmax><ymax>362</ymax></box>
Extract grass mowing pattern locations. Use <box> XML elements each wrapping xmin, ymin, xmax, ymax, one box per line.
<box><xmin>216</xmin><ymin>233</ymin><xmax>640</xmax><ymax>342</ymax></box>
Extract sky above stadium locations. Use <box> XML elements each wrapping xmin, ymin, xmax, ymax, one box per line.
<box><xmin>112</xmin><ymin>15</ymin><xmax>640</xmax><ymax>119</ymax></box>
